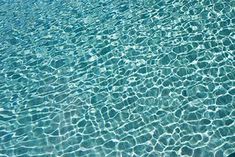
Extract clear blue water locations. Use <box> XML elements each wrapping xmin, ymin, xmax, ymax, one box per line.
<box><xmin>0</xmin><ymin>0</ymin><xmax>235</xmax><ymax>157</ymax></box>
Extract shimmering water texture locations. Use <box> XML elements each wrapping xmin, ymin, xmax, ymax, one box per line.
<box><xmin>0</xmin><ymin>0</ymin><xmax>235</xmax><ymax>157</ymax></box>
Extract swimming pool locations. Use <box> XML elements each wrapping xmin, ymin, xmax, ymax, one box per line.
<box><xmin>0</xmin><ymin>0</ymin><xmax>235</xmax><ymax>157</ymax></box>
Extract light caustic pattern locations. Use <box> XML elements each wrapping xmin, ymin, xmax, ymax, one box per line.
<box><xmin>0</xmin><ymin>0</ymin><xmax>235</xmax><ymax>157</ymax></box>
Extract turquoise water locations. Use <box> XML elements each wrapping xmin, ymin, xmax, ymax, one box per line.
<box><xmin>0</xmin><ymin>0</ymin><xmax>235</xmax><ymax>157</ymax></box>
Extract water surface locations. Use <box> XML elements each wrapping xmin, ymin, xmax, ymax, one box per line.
<box><xmin>0</xmin><ymin>0</ymin><xmax>235</xmax><ymax>157</ymax></box>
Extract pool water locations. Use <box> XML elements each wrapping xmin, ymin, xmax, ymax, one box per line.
<box><xmin>0</xmin><ymin>0</ymin><xmax>235</xmax><ymax>157</ymax></box>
